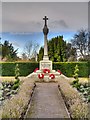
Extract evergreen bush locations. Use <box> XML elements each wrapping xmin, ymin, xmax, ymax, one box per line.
<box><xmin>15</xmin><ymin>64</ymin><xmax>20</xmax><ymax>79</ymax></box>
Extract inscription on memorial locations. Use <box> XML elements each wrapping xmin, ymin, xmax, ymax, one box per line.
<box><xmin>41</xmin><ymin>63</ymin><xmax>51</xmax><ymax>69</ymax></box>
<box><xmin>40</xmin><ymin>61</ymin><xmax>52</xmax><ymax>70</ymax></box>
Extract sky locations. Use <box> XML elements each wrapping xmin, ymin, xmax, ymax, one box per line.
<box><xmin>0</xmin><ymin>2</ymin><xmax>88</xmax><ymax>57</ymax></box>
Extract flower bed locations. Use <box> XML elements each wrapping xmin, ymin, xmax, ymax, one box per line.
<box><xmin>1</xmin><ymin>77</ymin><xmax>35</xmax><ymax>118</ymax></box>
<box><xmin>72</xmin><ymin>82</ymin><xmax>90</xmax><ymax>103</ymax></box>
<box><xmin>0</xmin><ymin>79</ymin><xmax>20</xmax><ymax>106</ymax></box>
<box><xmin>57</xmin><ymin>76</ymin><xmax>88</xmax><ymax>119</ymax></box>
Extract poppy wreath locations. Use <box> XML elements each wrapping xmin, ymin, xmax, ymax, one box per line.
<box><xmin>38</xmin><ymin>73</ymin><xmax>44</xmax><ymax>79</ymax></box>
<box><xmin>57</xmin><ymin>70</ymin><xmax>62</xmax><ymax>75</ymax></box>
<box><xmin>34</xmin><ymin>68</ymin><xmax>39</xmax><ymax>72</ymax></box>
<box><xmin>49</xmin><ymin>74</ymin><xmax>55</xmax><ymax>79</ymax></box>
<box><xmin>43</xmin><ymin>68</ymin><xmax>50</xmax><ymax>73</ymax></box>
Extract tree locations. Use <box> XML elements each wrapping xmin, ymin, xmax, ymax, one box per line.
<box><xmin>22</xmin><ymin>53</ymin><xmax>28</xmax><ymax>60</ymax></box>
<box><xmin>38</xmin><ymin>36</ymin><xmax>76</xmax><ymax>62</ymax></box>
<box><xmin>23</xmin><ymin>41</ymin><xmax>39</xmax><ymax>60</ymax></box>
<box><xmin>71</xmin><ymin>29</ymin><xmax>90</xmax><ymax>60</ymax></box>
<box><xmin>66</xmin><ymin>43</ymin><xmax>77</xmax><ymax>61</ymax></box>
<box><xmin>38</xmin><ymin>47</ymin><xmax>44</xmax><ymax>61</ymax></box>
<box><xmin>48</xmin><ymin>36</ymin><xmax>66</xmax><ymax>62</ymax></box>
<box><xmin>2</xmin><ymin>40</ymin><xmax>18</xmax><ymax>61</ymax></box>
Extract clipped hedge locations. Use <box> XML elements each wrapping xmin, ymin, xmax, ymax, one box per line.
<box><xmin>0</xmin><ymin>62</ymin><xmax>88</xmax><ymax>77</ymax></box>
<box><xmin>1</xmin><ymin>62</ymin><xmax>39</xmax><ymax>76</ymax></box>
<box><xmin>53</xmin><ymin>62</ymin><xmax>88</xmax><ymax>77</ymax></box>
<box><xmin>88</xmin><ymin>61</ymin><xmax>90</xmax><ymax>76</ymax></box>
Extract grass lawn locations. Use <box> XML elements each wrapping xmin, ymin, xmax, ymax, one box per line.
<box><xmin>69</xmin><ymin>77</ymin><xmax>89</xmax><ymax>84</ymax></box>
<box><xmin>0</xmin><ymin>76</ymin><xmax>26</xmax><ymax>82</ymax></box>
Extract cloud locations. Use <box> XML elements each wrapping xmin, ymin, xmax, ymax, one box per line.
<box><xmin>50</xmin><ymin>20</ymin><xmax>68</xmax><ymax>30</ymax></box>
<box><xmin>2</xmin><ymin>19</ymin><xmax>42</xmax><ymax>32</ymax></box>
<box><xmin>2</xmin><ymin>2</ymin><xmax>88</xmax><ymax>33</ymax></box>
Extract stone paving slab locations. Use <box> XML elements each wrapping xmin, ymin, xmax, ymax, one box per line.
<box><xmin>25</xmin><ymin>83</ymin><xmax>70</xmax><ymax>118</ymax></box>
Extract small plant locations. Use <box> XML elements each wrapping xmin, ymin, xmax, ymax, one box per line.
<box><xmin>12</xmin><ymin>83</ymin><xmax>20</xmax><ymax>90</ymax></box>
<box><xmin>13</xmin><ymin>64</ymin><xmax>20</xmax><ymax>91</ymax></box>
<box><xmin>1</xmin><ymin>80</ymin><xmax>20</xmax><ymax>101</ymax></box>
<box><xmin>72</xmin><ymin>65</ymin><xmax>90</xmax><ymax>103</ymax></box>
<box><xmin>15</xmin><ymin>64</ymin><xmax>20</xmax><ymax>80</ymax></box>
<box><xmin>72</xmin><ymin>64</ymin><xmax>79</xmax><ymax>87</ymax></box>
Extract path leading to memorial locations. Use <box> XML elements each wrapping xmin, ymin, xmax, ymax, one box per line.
<box><xmin>25</xmin><ymin>83</ymin><xmax>70</xmax><ymax>118</ymax></box>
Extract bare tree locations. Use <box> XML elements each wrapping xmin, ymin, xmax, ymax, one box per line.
<box><xmin>71</xmin><ymin>29</ymin><xmax>90</xmax><ymax>60</ymax></box>
<box><xmin>22</xmin><ymin>53</ymin><xmax>28</xmax><ymax>60</ymax></box>
<box><xmin>23</xmin><ymin>41</ymin><xmax>39</xmax><ymax>60</ymax></box>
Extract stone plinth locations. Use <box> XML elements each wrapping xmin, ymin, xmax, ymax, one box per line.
<box><xmin>40</xmin><ymin>60</ymin><xmax>52</xmax><ymax>70</ymax></box>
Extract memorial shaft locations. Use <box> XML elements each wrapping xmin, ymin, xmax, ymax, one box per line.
<box><xmin>43</xmin><ymin>16</ymin><xmax>49</xmax><ymax>60</ymax></box>
<box><xmin>40</xmin><ymin>16</ymin><xmax>52</xmax><ymax>70</ymax></box>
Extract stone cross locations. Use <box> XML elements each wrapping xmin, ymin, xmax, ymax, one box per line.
<box><xmin>40</xmin><ymin>16</ymin><xmax>52</xmax><ymax>70</ymax></box>
<box><xmin>43</xmin><ymin>16</ymin><xmax>48</xmax><ymax>26</ymax></box>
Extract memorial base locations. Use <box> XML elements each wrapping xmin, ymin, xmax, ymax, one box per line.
<box><xmin>40</xmin><ymin>60</ymin><xmax>52</xmax><ymax>70</ymax></box>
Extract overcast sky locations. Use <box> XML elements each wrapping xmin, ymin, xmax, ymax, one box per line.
<box><xmin>0</xmin><ymin>2</ymin><xmax>88</xmax><ymax>57</ymax></box>
<box><xmin>2</xmin><ymin>2</ymin><xmax>88</xmax><ymax>33</ymax></box>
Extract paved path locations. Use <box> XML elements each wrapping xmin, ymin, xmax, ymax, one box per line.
<box><xmin>25</xmin><ymin>83</ymin><xmax>70</xmax><ymax>118</ymax></box>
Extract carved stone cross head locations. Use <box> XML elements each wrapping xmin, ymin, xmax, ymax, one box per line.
<box><xmin>43</xmin><ymin>16</ymin><xmax>48</xmax><ymax>26</ymax></box>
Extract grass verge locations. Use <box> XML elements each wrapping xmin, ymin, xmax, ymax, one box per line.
<box><xmin>57</xmin><ymin>76</ymin><xmax>89</xmax><ymax>119</ymax></box>
<box><xmin>1</xmin><ymin>77</ymin><xmax>35</xmax><ymax>118</ymax></box>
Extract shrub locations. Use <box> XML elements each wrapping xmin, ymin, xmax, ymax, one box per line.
<box><xmin>53</xmin><ymin>62</ymin><xmax>88</xmax><ymax>77</ymax></box>
<box><xmin>1</xmin><ymin>62</ymin><xmax>88</xmax><ymax>77</ymax></box>
<box><xmin>14</xmin><ymin>79</ymin><xmax>20</xmax><ymax>84</ymax></box>
<box><xmin>15</xmin><ymin>64</ymin><xmax>20</xmax><ymax>79</ymax></box>
<box><xmin>12</xmin><ymin>83</ymin><xmax>20</xmax><ymax>90</ymax></box>
<box><xmin>1</xmin><ymin>62</ymin><xmax>39</xmax><ymax>76</ymax></box>
<box><xmin>2</xmin><ymin>77</ymin><xmax>35</xmax><ymax>118</ymax></box>
<box><xmin>72</xmin><ymin>64</ymin><xmax>80</xmax><ymax>89</ymax></box>
<box><xmin>73</xmin><ymin>64</ymin><xmax>79</xmax><ymax>80</ymax></box>
<box><xmin>57</xmin><ymin>76</ymin><xmax>88</xmax><ymax>118</ymax></box>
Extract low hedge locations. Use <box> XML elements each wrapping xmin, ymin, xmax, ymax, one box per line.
<box><xmin>0</xmin><ymin>62</ymin><xmax>88</xmax><ymax>77</ymax></box>
<box><xmin>57</xmin><ymin>75</ymin><xmax>88</xmax><ymax>119</ymax></box>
